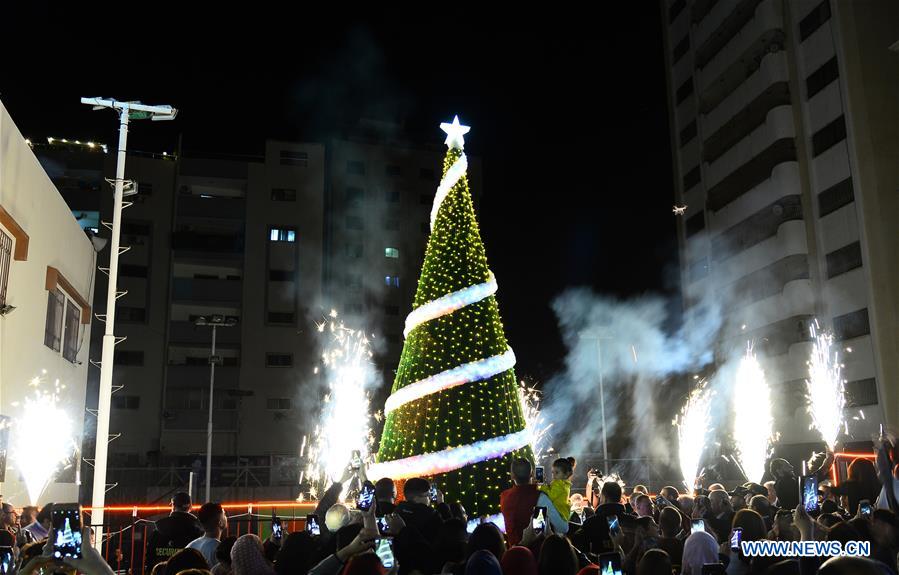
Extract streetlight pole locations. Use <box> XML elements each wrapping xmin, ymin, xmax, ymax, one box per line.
<box><xmin>580</xmin><ymin>332</ymin><xmax>613</xmax><ymax>475</ymax></box>
<box><xmin>194</xmin><ymin>315</ymin><xmax>236</xmax><ymax>502</ymax></box>
<box><xmin>81</xmin><ymin>98</ymin><xmax>176</xmax><ymax>542</ymax></box>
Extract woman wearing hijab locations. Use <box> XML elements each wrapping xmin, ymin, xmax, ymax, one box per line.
<box><xmin>465</xmin><ymin>550</ymin><xmax>502</xmax><ymax>575</ymax></box>
<box><xmin>682</xmin><ymin>531</ymin><xmax>719</xmax><ymax>575</ymax></box>
<box><xmin>231</xmin><ymin>534</ymin><xmax>276</xmax><ymax>575</ymax></box>
<box><xmin>500</xmin><ymin>546</ymin><xmax>537</xmax><ymax>575</ymax></box>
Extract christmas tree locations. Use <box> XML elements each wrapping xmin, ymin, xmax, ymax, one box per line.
<box><xmin>371</xmin><ymin>117</ymin><xmax>532</xmax><ymax>517</ymax></box>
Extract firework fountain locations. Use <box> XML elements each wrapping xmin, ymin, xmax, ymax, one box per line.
<box><xmin>733</xmin><ymin>346</ymin><xmax>775</xmax><ymax>483</ymax></box>
<box><xmin>301</xmin><ymin>311</ymin><xmax>376</xmax><ymax>497</ymax></box>
<box><xmin>9</xmin><ymin>374</ymin><xmax>75</xmax><ymax>504</ymax></box>
<box><xmin>805</xmin><ymin>321</ymin><xmax>845</xmax><ymax>450</ymax></box>
<box><xmin>674</xmin><ymin>380</ymin><xmax>713</xmax><ymax>491</ymax></box>
<box><xmin>518</xmin><ymin>381</ymin><xmax>553</xmax><ymax>464</ymax></box>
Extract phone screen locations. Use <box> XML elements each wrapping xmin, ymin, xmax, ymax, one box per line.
<box><xmin>429</xmin><ymin>485</ymin><xmax>438</xmax><ymax>502</ymax></box>
<box><xmin>598</xmin><ymin>552</ymin><xmax>623</xmax><ymax>575</ymax></box>
<box><xmin>375</xmin><ymin>538</ymin><xmax>395</xmax><ymax>568</ymax></box>
<box><xmin>52</xmin><ymin>505</ymin><xmax>83</xmax><ymax>560</ymax></box>
<box><xmin>730</xmin><ymin>528</ymin><xmax>742</xmax><ymax>552</ymax></box>
<box><xmin>801</xmin><ymin>476</ymin><xmax>819</xmax><ymax>513</ymax></box>
<box><xmin>655</xmin><ymin>495</ymin><xmax>668</xmax><ymax>508</ymax></box>
<box><xmin>0</xmin><ymin>547</ymin><xmax>12</xmax><ymax>574</ymax></box>
<box><xmin>532</xmin><ymin>506</ymin><xmax>546</xmax><ymax>533</ymax></box>
<box><xmin>357</xmin><ymin>481</ymin><xmax>376</xmax><ymax>511</ymax></box>
<box><xmin>535</xmin><ymin>466</ymin><xmax>545</xmax><ymax>483</ymax></box>
<box><xmin>305</xmin><ymin>514</ymin><xmax>320</xmax><ymax>536</ymax></box>
<box><xmin>702</xmin><ymin>564</ymin><xmax>726</xmax><ymax>575</ymax></box>
<box><xmin>859</xmin><ymin>501</ymin><xmax>872</xmax><ymax>517</ymax></box>
<box><xmin>377</xmin><ymin>515</ymin><xmax>390</xmax><ymax>535</ymax></box>
<box><xmin>351</xmin><ymin>450</ymin><xmax>362</xmax><ymax>470</ymax></box>
<box><xmin>691</xmin><ymin>519</ymin><xmax>705</xmax><ymax>534</ymax></box>
<box><xmin>607</xmin><ymin>514</ymin><xmax>621</xmax><ymax>538</ymax></box>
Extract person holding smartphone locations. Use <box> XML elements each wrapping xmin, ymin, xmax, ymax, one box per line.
<box><xmin>394</xmin><ymin>478</ymin><xmax>443</xmax><ymax>543</ymax></box>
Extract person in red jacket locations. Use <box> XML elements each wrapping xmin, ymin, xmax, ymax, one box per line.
<box><xmin>500</xmin><ymin>458</ymin><xmax>540</xmax><ymax>546</ymax></box>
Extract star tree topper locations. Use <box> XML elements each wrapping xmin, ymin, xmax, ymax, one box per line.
<box><xmin>440</xmin><ymin>115</ymin><xmax>471</xmax><ymax>150</ymax></box>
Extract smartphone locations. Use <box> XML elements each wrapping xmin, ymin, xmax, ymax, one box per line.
<box><xmin>271</xmin><ymin>512</ymin><xmax>283</xmax><ymax>541</ymax></box>
<box><xmin>730</xmin><ymin>528</ymin><xmax>742</xmax><ymax>552</ymax></box>
<box><xmin>607</xmin><ymin>514</ymin><xmax>621</xmax><ymax>539</ymax></box>
<box><xmin>859</xmin><ymin>500</ymin><xmax>872</xmax><ymax>517</ymax></box>
<box><xmin>691</xmin><ymin>519</ymin><xmax>705</xmax><ymax>534</ymax></box>
<box><xmin>374</xmin><ymin>537</ymin><xmax>395</xmax><ymax>569</ymax></box>
<box><xmin>377</xmin><ymin>515</ymin><xmax>390</xmax><ymax>535</ymax></box>
<box><xmin>429</xmin><ymin>485</ymin><xmax>438</xmax><ymax>503</ymax></box>
<box><xmin>535</xmin><ymin>466</ymin><xmax>545</xmax><ymax>483</ymax></box>
<box><xmin>801</xmin><ymin>475</ymin><xmax>819</xmax><ymax>513</ymax></box>
<box><xmin>0</xmin><ymin>547</ymin><xmax>12</xmax><ymax>574</ymax></box>
<box><xmin>357</xmin><ymin>480</ymin><xmax>376</xmax><ymax>511</ymax></box>
<box><xmin>51</xmin><ymin>504</ymin><xmax>83</xmax><ymax>560</ymax></box>
<box><xmin>305</xmin><ymin>514</ymin><xmax>320</xmax><ymax>536</ymax></box>
<box><xmin>351</xmin><ymin>449</ymin><xmax>362</xmax><ymax>470</ymax></box>
<box><xmin>655</xmin><ymin>495</ymin><xmax>669</xmax><ymax>508</ymax></box>
<box><xmin>532</xmin><ymin>506</ymin><xmax>547</xmax><ymax>533</ymax></box>
<box><xmin>702</xmin><ymin>564</ymin><xmax>726</xmax><ymax>574</ymax></box>
<box><xmin>598</xmin><ymin>552</ymin><xmax>623</xmax><ymax>575</ymax></box>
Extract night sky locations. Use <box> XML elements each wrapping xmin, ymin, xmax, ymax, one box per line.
<box><xmin>3</xmin><ymin>6</ymin><xmax>679</xmax><ymax>381</ymax></box>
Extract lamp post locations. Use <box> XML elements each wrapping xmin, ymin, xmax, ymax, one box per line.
<box><xmin>579</xmin><ymin>332</ymin><xmax>614</xmax><ymax>475</ymax></box>
<box><xmin>81</xmin><ymin>98</ymin><xmax>176</xmax><ymax>542</ymax></box>
<box><xmin>194</xmin><ymin>314</ymin><xmax>237</xmax><ymax>502</ymax></box>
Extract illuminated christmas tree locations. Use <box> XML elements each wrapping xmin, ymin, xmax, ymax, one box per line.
<box><xmin>371</xmin><ymin>116</ymin><xmax>532</xmax><ymax>517</ymax></box>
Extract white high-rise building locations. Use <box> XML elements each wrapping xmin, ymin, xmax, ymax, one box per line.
<box><xmin>662</xmin><ymin>0</ymin><xmax>898</xmax><ymax>450</ymax></box>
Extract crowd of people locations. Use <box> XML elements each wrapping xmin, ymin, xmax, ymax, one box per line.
<box><xmin>0</xmin><ymin>436</ymin><xmax>895</xmax><ymax>575</ymax></box>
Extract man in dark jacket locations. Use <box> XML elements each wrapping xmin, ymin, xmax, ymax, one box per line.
<box><xmin>579</xmin><ymin>481</ymin><xmax>637</xmax><ymax>554</ymax></box>
<box><xmin>375</xmin><ymin>477</ymin><xmax>397</xmax><ymax>516</ymax></box>
<box><xmin>394</xmin><ymin>478</ymin><xmax>443</xmax><ymax>544</ymax></box>
<box><xmin>146</xmin><ymin>492</ymin><xmax>203</xmax><ymax>568</ymax></box>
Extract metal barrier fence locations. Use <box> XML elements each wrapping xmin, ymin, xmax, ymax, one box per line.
<box><xmin>86</xmin><ymin>502</ymin><xmax>317</xmax><ymax>575</ymax></box>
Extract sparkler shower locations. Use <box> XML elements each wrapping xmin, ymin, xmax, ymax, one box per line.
<box><xmin>805</xmin><ymin>321</ymin><xmax>845</xmax><ymax>450</ymax></box>
<box><xmin>9</xmin><ymin>375</ymin><xmax>75</xmax><ymax>504</ymax></box>
<box><xmin>301</xmin><ymin>311</ymin><xmax>376</xmax><ymax>492</ymax></box>
<box><xmin>674</xmin><ymin>380</ymin><xmax>713</xmax><ymax>491</ymax></box>
<box><xmin>732</xmin><ymin>346</ymin><xmax>775</xmax><ymax>483</ymax></box>
<box><xmin>518</xmin><ymin>381</ymin><xmax>553</xmax><ymax>464</ymax></box>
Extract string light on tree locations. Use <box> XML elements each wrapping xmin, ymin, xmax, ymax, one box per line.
<box><xmin>374</xmin><ymin>116</ymin><xmax>532</xmax><ymax>516</ymax></box>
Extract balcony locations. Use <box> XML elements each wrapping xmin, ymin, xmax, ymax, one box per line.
<box><xmin>711</xmin><ymin>194</ymin><xmax>802</xmax><ymax>260</ymax></box>
<box><xmin>179</xmin><ymin>194</ymin><xmax>246</xmax><ymax>220</ymax></box>
<box><xmin>702</xmin><ymin>51</ymin><xmax>788</xmax><ymax>137</ymax></box>
<box><xmin>172</xmin><ymin>231</ymin><xmax>245</xmax><ymax>257</ymax></box>
<box><xmin>706</xmin><ymin>105</ymin><xmax>795</xmax><ymax>188</ymax></box>
<box><xmin>172</xmin><ymin>277</ymin><xmax>242</xmax><ymax>304</ymax></box>
<box><xmin>699</xmin><ymin>0</ymin><xmax>783</xmax><ymax>88</ymax></box>
<box><xmin>721</xmin><ymin>313</ymin><xmax>814</xmax><ymax>357</ymax></box>
<box><xmin>706</xmin><ymin>139</ymin><xmax>796</xmax><ymax>213</ymax></box>
<box><xmin>716</xmin><ymin>219</ymin><xmax>808</xmax><ymax>283</ymax></box>
<box><xmin>710</xmin><ymin>162</ymin><xmax>799</xmax><ymax>230</ymax></box>
<box><xmin>168</xmin><ymin>321</ymin><xmax>242</xmax><ymax>347</ymax></box>
<box><xmin>694</xmin><ymin>0</ymin><xmax>762</xmax><ymax>56</ymax></box>
<box><xmin>163</xmin><ymin>408</ymin><xmax>239</xmax><ymax>431</ymax></box>
<box><xmin>167</xmin><ymin>365</ymin><xmax>240</xmax><ymax>388</ymax></box>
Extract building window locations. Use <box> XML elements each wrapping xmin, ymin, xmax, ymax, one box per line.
<box><xmin>346</xmin><ymin>216</ymin><xmax>364</xmax><ymax>230</ymax></box>
<box><xmin>385</xmin><ymin>305</ymin><xmax>399</xmax><ymax>316</ymax></box>
<box><xmin>384</xmin><ymin>218</ymin><xmax>400</xmax><ymax>231</ymax></box>
<box><xmin>385</xmin><ymin>275</ymin><xmax>400</xmax><ymax>288</ymax></box>
<box><xmin>280</xmin><ymin>150</ymin><xmax>308</xmax><ymax>167</ymax></box>
<box><xmin>806</xmin><ymin>56</ymin><xmax>839</xmax><ymax>99</ymax></box>
<box><xmin>346</xmin><ymin>187</ymin><xmax>364</xmax><ymax>203</ymax></box>
<box><xmin>119</xmin><ymin>264</ymin><xmax>148</xmax><ymax>278</ymax></box>
<box><xmin>44</xmin><ymin>289</ymin><xmax>65</xmax><ymax>352</ymax></box>
<box><xmin>62</xmin><ymin>301</ymin><xmax>79</xmax><ymax>362</ymax></box>
<box><xmin>384</xmin><ymin>247</ymin><xmax>399</xmax><ymax>259</ymax></box>
<box><xmin>812</xmin><ymin>115</ymin><xmax>846</xmax><ymax>157</ymax></box>
<box><xmin>112</xmin><ymin>395</ymin><xmax>141</xmax><ymax>410</ymax></box>
<box><xmin>668</xmin><ymin>0</ymin><xmax>686</xmax><ymax>23</ymax></box>
<box><xmin>844</xmin><ymin>378</ymin><xmax>878</xmax><ymax>407</ymax></box>
<box><xmin>267</xmin><ymin>398</ymin><xmax>292</xmax><ymax>410</ymax></box>
<box><xmin>0</xmin><ymin>230</ymin><xmax>12</xmax><ymax>308</ymax></box>
<box><xmin>346</xmin><ymin>160</ymin><xmax>365</xmax><ymax>175</ymax></box>
<box><xmin>679</xmin><ymin>120</ymin><xmax>697</xmax><ymax>147</ymax></box>
<box><xmin>685</xmin><ymin>211</ymin><xmax>705</xmax><ymax>237</ymax></box>
<box><xmin>683</xmin><ymin>165</ymin><xmax>701</xmax><ymax>190</ymax></box>
<box><xmin>118</xmin><ymin>306</ymin><xmax>147</xmax><ymax>323</ymax></box>
<box><xmin>833</xmin><ymin>308</ymin><xmax>870</xmax><ymax>341</ymax></box>
<box><xmin>386</xmin><ymin>190</ymin><xmax>400</xmax><ymax>203</ymax></box>
<box><xmin>271</xmin><ymin>188</ymin><xmax>297</xmax><ymax>202</ymax></box>
<box><xmin>419</xmin><ymin>168</ymin><xmax>435</xmax><ymax>181</ymax></box>
<box><xmin>672</xmin><ymin>35</ymin><xmax>690</xmax><ymax>63</ymax></box>
<box><xmin>269</xmin><ymin>227</ymin><xmax>297</xmax><ymax>242</ymax></box>
<box><xmin>818</xmin><ymin>177</ymin><xmax>854</xmax><ymax>217</ymax></box>
<box><xmin>267</xmin><ymin>311</ymin><xmax>296</xmax><ymax>324</ymax></box>
<box><xmin>269</xmin><ymin>269</ymin><xmax>296</xmax><ymax>282</ymax></box>
<box><xmin>266</xmin><ymin>353</ymin><xmax>293</xmax><ymax>368</ymax></box>
<box><xmin>825</xmin><ymin>241</ymin><xmax>862</xmax><ymax>279</ymax></box>
<box><xmin>345</xmin><ymin>243</ymin><xmax>363</xmax><ymax>258</ymax></box>
<box><xmin>115</xmin><ymin>350</ymin><xmax>145</xmax><ymax>366</ymax></box>
<box><xmin>675</xmin><ymin>77</ymin><xmax>694</xmax><ymax>105</ymax></box>
<box><xmin>799</xmin><ymin>0</ymin><xmax>832</xmax><ymax>42</ymax></box>
<box><xmin>385</xmin><ymin>165</ymin><xmax>402</xmax><ymax>177</ymax></box>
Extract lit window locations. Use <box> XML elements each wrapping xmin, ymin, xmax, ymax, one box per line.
<box><xmin>385</xmin><ymin>247</ymin><xmax>399</xmax><ymax>259</ymax></box>
<box><xmin>385</xmin><ymin>276</ymin><xmax>400</xmax><ymax>287</ymax></box>
<box><xmin>269</xmin><ymin>228</ymin><xmax>296</xmax><ymax>242</ymax></box>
